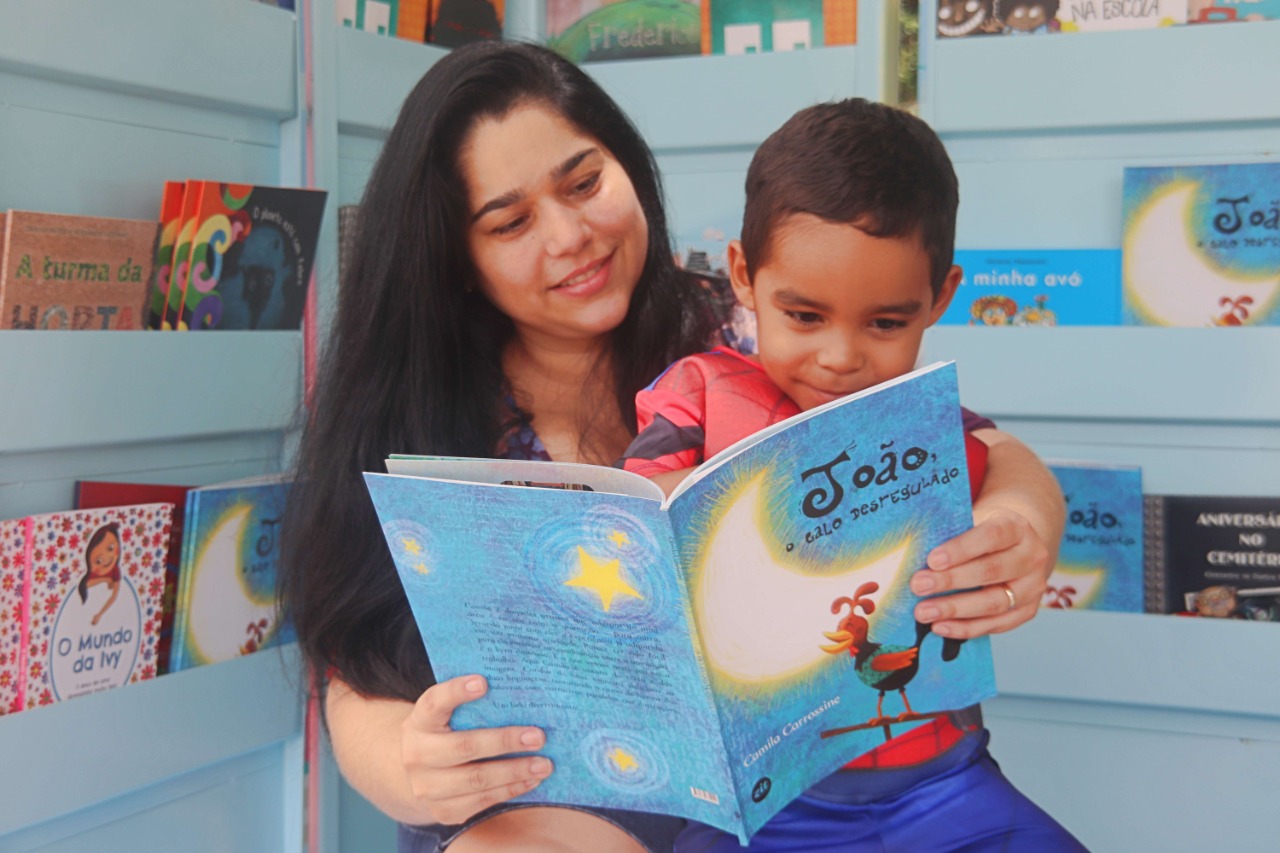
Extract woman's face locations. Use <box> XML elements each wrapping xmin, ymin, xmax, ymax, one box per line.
<box><xmin>89</xmin><ymin>531</ymin><xmax>119</xmax><ymax>577</ymax></box>
<box><xmin>460</xmin><ymin>102</ymin><xmax>649</xmax><ymax>350</ymax></box>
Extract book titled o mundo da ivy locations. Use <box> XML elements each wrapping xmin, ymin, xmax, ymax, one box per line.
<box><xmin>363</xmin><ymin>362</ymin><xmax>995</xmax><ymax>843</ymax></box>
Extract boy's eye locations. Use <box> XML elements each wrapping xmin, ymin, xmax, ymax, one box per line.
<box><xmin>871</xmin><ymin>318</ymin><xmax>908</xmax><ymax>331</ymax></box>
<box><xmin>783</xmin><ymin>310</ymin><xmax>823</xmax><ymax>326</ymax></box>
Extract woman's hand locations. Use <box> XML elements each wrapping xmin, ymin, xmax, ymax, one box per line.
<box><xmin>910</xmin><ymin>428</ymin><xmax>1065</xmax><ymax>639</ymax></box>
<box><xmin>910</xmin><ymin>508</ymin><xmax>1052</xmax><ymax>638</ymax></box>
<box><xmin>401</xmin><ymin>675</ymin><xmax>553</xmax><ymax>826</ymax></box>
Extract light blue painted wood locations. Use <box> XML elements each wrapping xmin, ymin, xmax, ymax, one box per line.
<box><xmin>0</xmin><ymin>0</ymin><xmax>296</xmax><ymax>118</ymax></box>
<box><xmin>335</xmin><ymin>30</ymin><xmax>449</xmax><ymax>136</ymax></box>
<box><xmin>0</xmin><ymin>332</ymin><xmax>302</xmax><ymax>454</ymax></box>
<box><xmin>0</xmin><ymin>647</ymin><xmax>304</xmax><ymax>837</ymax></box>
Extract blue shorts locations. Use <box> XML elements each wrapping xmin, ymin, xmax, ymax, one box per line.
<box><xmin>398</xmin><ymin>804</ymin><xmax>685</xmax><ymax>852</ymax></box>
<box><xmin>676</xmin><ymin>732</ymin><xmax>1087</xmax><ymax>852</ymax></box>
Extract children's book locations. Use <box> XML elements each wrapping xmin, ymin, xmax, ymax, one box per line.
<box><xmin>1</xmin><ymin>505</ymin><xmax>172</xmax><ymax>712</ymax></box>
<box><xmin>706</xmin><ymin>0</ymin><xmax>853</xmax><ymax>54</ymax></box>
<box><xmin>169</xmin><ymin>475</ymin><xmax>294</xmax><ymax>672</ymax></box>
<box><xmin>75</xmin><ymin>481</ymin><xmax>194</xmax><ymax>676</ymax></box>
<box><xmin>546</xmin><ymin>0</ymin><xmax>699</xmax><ymax>63</ymax></box>
<box><xmin>161</xmin><ymin>182</ymin><xmax>205</xmax><ymax>330</ymax></box>
<box><xmin>1144</xmin><ymin>495</ymin><xmax>1280</xmax><ymax>621</ymax></box>
<box><xmin>1057</xmin><ymin>0</ymin><xmax>1188</xmax><ymax>31</ymax></box>
<box><xmin>1122</xmin><ymin>162</ymin><xmax>1280</xmax><ymax>326</ymax></box>
<box><xmin>1188</xmin><ymin>0</ymin><xmax>1280</xmax><ymax>22</ymax></box>
<box><xmin>429</xmin><ymin>0</ymin><xmax>504</xmax><ymax>46</ymax></box>
<box><xmin>0</xmin><ymin>210</ymin><xmax>158</xmax><ymax>330</ymax></box>
<box><xmin>935</xmin><ymin>0</ymin><xmax>1004</xmax><ymax>38</ymax></box>
<box><xmin>1044</xmin><ymin>462</ymin><xmax>1144</xmax><ymax>611</ymax></box>
<box><xmin>0</xmin><ymin>518</ymin><xmax>27</xmax><ymax>715</ymax></box>
<box><xmin>144</xmin><ymin>181</ymin><xmax>189</xmax><ymax>330</ymax></box>
<box><xmin>363</xmin><ymin>362</ymin><xmax>996</xmax><ymax>844</ymax></box>
<box><xmin>940</xmin><ymin>249</ymin><xmax>1122</xmax><ymax>326</ymax></box>
<box><xmin>175</xmin><ymin>182</ymin><xmax>327</xmax><ymax>331</ymax></box>
<box><xmin>337</xmin><ymin>0</ymin><xmax>399</xmax><ymax>36</ymax></box>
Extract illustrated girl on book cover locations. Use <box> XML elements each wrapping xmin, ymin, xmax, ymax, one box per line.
<box><xmin>79</xmin><ymin>523</ymin><xmax>122</xmax><ymax>627</ymax></box>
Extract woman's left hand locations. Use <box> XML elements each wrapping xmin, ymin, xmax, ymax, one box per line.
<box><xmin>910</xmin><ymin>507</ymin><xmax>1053</xmax><ymax>639</ymax></box>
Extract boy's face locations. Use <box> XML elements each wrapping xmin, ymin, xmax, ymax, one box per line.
<box><xmin>728</xmin><ymin>214</ymin><xmax>959</xmax><ymax>412</ymax></box>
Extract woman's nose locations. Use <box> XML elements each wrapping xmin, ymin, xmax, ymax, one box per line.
<box><xmin>542</xmin><ymin>202</ymin><xmax>589</xmax><ymax>257</ymax></box>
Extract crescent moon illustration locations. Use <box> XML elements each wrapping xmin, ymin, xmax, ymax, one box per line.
<box><xmin>1124</xmin><ymin>182</ymin><xmax>1279</xmax><ymax>326</ymax></box>
<box><xmin>1044</xmin><ymin>564</ymin><xmax>1105</xmax><ymax>609</ymax></box>
<box><xmin>694</xmin><ymin>476</ymin><xmax>912</xmax><ymax>684</ymax></box>
<box><xmin>187</xmin><ymin>505</ymin><xmax>276</xmax><ymax>663</ymax></box>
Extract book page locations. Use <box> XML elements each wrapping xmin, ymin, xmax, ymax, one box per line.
<box><xmin>665</xmin><ymin>362</ymin><xmax>997</xmax><ymax>840</ymax></box>
<box><xmin>363</xmin><ymin>473</ymin><xmax>743</xmax><ymax>833</ymax></box>
<box><xmin>387</xmin><ymin>456</ymin><xmax>664</xmax><ymax>501</ymax></box>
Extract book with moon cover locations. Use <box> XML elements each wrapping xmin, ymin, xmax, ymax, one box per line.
<box><xmin>1122</xmin><ymin>162</ymin><xmax>1280</xmax><ymax>326</ymax></box>
<box><xmin>1042</xmin><ymin>462</ymin><xmax>1144</xmax><ymax>612</ymax></box>
<box><xmin>362</xmin><ymin>361</ymin><xmax>996</xmax><ymax>843</ymax></box>
<box><xmin>168</xmin><ymin>475</ymin><xmax>294</xmax><ymax>672</ymax></box>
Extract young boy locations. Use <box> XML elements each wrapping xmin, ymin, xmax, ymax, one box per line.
<box><xmin>621</xmin><ymin>99</ymin><xmax>1084</xmax><ymax>851</ymax></box>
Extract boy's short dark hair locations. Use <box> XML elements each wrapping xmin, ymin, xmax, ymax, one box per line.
<box><xmin>741</xmin><ymin>98</ymin><xmax>959</xmax><ymax>297</ymax></box>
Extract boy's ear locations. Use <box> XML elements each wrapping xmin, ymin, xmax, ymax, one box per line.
<box><xmin>926</xmin><ymin>265</ymin><xmax>963</xmax><ymax>326</ymax></box>
<box><xmin>726</xmin><ymin>240</ymin><xmax>756</xmax><ymax>311</ymax></box>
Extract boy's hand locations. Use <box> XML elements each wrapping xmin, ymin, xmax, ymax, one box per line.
<box><xmin>909</xmin><ymin>508</ymin><xmax>1051</xmax><ymax>639</ymax></box>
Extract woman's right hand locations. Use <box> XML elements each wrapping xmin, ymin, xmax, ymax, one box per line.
<box><xmin>402</xmin><ymin>675</ymin><xmax>554</xmax><ymax>826</ymax></box>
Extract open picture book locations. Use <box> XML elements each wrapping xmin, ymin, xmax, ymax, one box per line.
<box><xmin>363</xmin><ymin>361</ymin><xmax>997</xmax><ymax>844</ymax></box>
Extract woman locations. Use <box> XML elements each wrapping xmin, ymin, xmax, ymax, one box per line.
<box><xmin>280</xmin><ymin>41</ymin><xmax>1064</xmax><ymax>852</ymax></box>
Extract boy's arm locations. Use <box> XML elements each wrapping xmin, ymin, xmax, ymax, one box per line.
<box><xmin>910</xmin><ymin>428</ymin><xmax>1065</xmax><ymax>639</ymax></box>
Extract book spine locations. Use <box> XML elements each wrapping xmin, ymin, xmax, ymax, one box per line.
<box><xmin>17</xmin><ymin>516</ymin><xmax>33</xmax><ymax>711</ymax></box>
<box><xmin>169</xmin><ymin>492</ymin><xmax>201</xmax><ymax>671</ymax></box>
<box><xmin>1143</xmin><ymin>495</ymin><xmax>1166</xmax><ymax>613</ymax></box>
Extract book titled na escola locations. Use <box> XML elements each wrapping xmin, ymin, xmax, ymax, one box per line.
<box><xmin>362</xmin><ymin>361</ymin><xmax>996</xmax><ymax>844</ymax></box>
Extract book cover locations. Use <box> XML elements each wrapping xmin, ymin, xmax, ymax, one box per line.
<box><xmin>707</xmin><ymin>0</ymin><xmax>829</xmax><ymax>54</ymax></box>
<box><xmin>1145</xmin><ymin>495</ymin><xmax>1280</xmax><ymax>621</ymax></box>
<box><xmin>145</xmin><ymin>181</ymin><xmax>190</xmax><ymax>330</ymax></box>
<box><xmin>1122</xmin><ymin>162</ymin><xmax>1280</xmax><ymax>326</ymax></box>
<box><xmin>0</xmin><ymin>211</ymin><xmax>158</xmax><ymax>331</ymax></box>
<box><xmin>939</xmin><ymin>249</ymin><xmax>1122</xmax><ymax>326</ymax></box>
<box><xmin>17</xmin><ymin>505</ymin><xmax>172</xmax><ymax>710</ymax></box>
<box><xmin>429</xmin><ymin>0</ymin><xmax>504</xmax><ymax>47</ymax></box>
<box><xmin>1189</xmin><ymin>0</ymin><xmax>1280</xmax><ymax>22</ymax></box>
<box><xmin>0</xmin><ymin>518</ymin><xmax>30</xmax><ymax>715</ymax></box>
<box><xmin>177</xmin><ymin>182</ymin><xmax>327</xmax><ymax>331</ymax></box>
<box><xmin>1057</xmin><ymin>0</ymin><xmax>1188</xmax><ymax>31</ymax></box>
<box><xmin>936</xmin><ymin>0</ymin><xmax>1004</xmax><ymax>37</ymax></box>
<box><xmin>169</xmin><ymin>476</ymin><xmax>294</xmax><ymax>672</ymax></box>
<box><xmin>1043</xmin><ymin>462</ymin><xmax>1144</xmax><ymax>611</ymax></box>
<box><xmin>162</xmin><ymin>182</ymin><xmax>205</xmax><ymax>330</ymax></box>
<box><xmin>363</xmin><ymin>362</ymin><xmax>995</xmax><ymax>843</ymax></box>
<box><xmin>75</xmin><ymin>482</ymin><xmax>194</xmax><ymax>677</ymax></box>
<box><xmin>397</xmin><ymin>0</ymin><xmax>430</xmax><ymax>40</ymax></box>
<box><xmin>338</xmin><ymin>0</ymin><xmax>399</xmax><ymax>36</ymax></box>
<box><xmin>547</xmin><ymin>0</ymin><xmax>698</xmax><ymax>62</ymax></box>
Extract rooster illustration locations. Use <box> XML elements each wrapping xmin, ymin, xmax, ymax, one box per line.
<box><xmin>821</xmin><ymin>582</ymin><xmax>963</xmax><ymax>733</ymax></box>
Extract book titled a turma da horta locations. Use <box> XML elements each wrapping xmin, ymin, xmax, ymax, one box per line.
<box><xmin>174</xmin><ymin>183</ymin><xmax>326</xmax><ymax>331</ymax></box>
<box><xmin>362</xmin><ymin>362</ymin><xmax>995</xmax><ymax>844</ymax></box>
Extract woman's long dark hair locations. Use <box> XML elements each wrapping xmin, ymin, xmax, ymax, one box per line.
<box><xmin>280</xmin><ymin>41</ymin><xmax>710</xmax><ymax>700</ymax></box>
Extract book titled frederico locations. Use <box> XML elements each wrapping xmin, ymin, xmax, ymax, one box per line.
<box><xmin>363</xmin><ymin>362</ymin><xmax>994</xmax><ymax>843</ymax></box>
<box><xmin>75</xmin><ymin>481</ymin><xmax>194</xmax><ymax>677</ymax></box>
<box><xmin>171</xmin><ymin>183</ymin><xmax>327</xmax><ymax>331</ymax></box>
<box><xmin>1122</xmin><ymin>162</ymin><xmax>1280</xmax><ymax>327</ymax></box>
<box><xmin>0</xmin><ymin>504</ymin><xmax>172</xmax><ymax>713</ymax></box>
<box><xmin>0</xmin><ymin>210</ymin><xmax>159</xmax><ymax>330</ymax></box>
<box><xmin>1044</xmin><ymin>462</ymin><xmax>1144</xmax><ymax>612</ymax></box>
<box><xmin>707</xmin><ymin>0</ymin><xmax>856</xmax><ymax>54</ymax></box>
<box><xmin>1145</xmin><ymin>495</ymin><xmax>1280</xmax><ymax>622</ymax></box>
<box><xmin>169</xmin><ymin>476</ymin><xmax>294</xmax><ymax>672</ymax></box>
<box><xmin>940</xmin><ymin>249</ymin><xmax>1122</xmax><ymax>326</ymax></box>
<box><xmin>547</xmin><ymin>0</ymin><xmax>698</xmax><ymax>62</ymax></box>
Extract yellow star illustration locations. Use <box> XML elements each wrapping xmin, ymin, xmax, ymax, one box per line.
<box><xmin>607</xmin><ymin>530</ymin><xmax>630</xmax><ymax>548</ymax></box>
<box><xmin>564</xmin><ymin>546</ymin><xmax>643</xmax><ymax>613</ymax></box>
<box><xmin>609</xmin><ymin>747</ymin><xmax>640</xmax><ymax>773</ymax></box>
<box><xmin>401</xmin><ymin>537</ymin><xmax>423</xmax><ymax>556</ymax></box>
<box><xmin>413</xmin><ymin>562</ymin><xmax>429</xmax><ymax>576</ymax></box>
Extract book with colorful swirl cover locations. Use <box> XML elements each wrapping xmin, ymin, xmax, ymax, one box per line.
<box><xmin>362</xmin><ymin>362</ymin><xmax>996</xmax><ymax>843</ymax></box>
<box><xmin>171</xmin><ymin>182</ymin><xmax>326</xmax><ymax>331</ymax></box>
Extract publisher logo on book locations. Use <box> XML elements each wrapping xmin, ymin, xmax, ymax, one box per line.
<box><xmin>751</xmin><ymin>777</ymin><xmax>772</xmax><ymax>803</ymax></box>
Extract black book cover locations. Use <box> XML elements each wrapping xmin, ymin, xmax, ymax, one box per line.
<box><xmin>1145</xmin><ymin>495</ymin><xmax>1280</xmax><ymax>622</ymax></box>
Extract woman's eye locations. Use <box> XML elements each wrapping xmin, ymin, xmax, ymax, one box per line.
<box><xmin>572</xmin><ymin>173</ymin><xmax>601</xmax><ymax>195</ymax></box>
<box><xmin>491</xmin><ymin>215</ymin><xmax>527</xmax><ymax>236</ymax></box>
